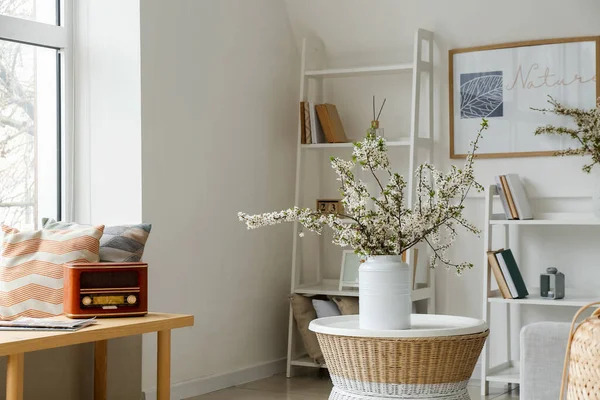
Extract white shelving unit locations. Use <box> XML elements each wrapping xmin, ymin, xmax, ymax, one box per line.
<box><xmin>286</xmin><ymin>29</ymin><xmax>436</xmax><ymax>377</ymax></box>
<box><xmin>480</xmin><ymin>185</ymin><xmax>600</xmax><ymax>395</ymax></box>
<box><xmin>290</xmin><ymin>355</ymin><xmax>328</xmax><ymax>369</ymax></box>
<box><xmin>295</xmin><ymin>279</ymin><xmax>359</xmax><ymax>297</ymax></box>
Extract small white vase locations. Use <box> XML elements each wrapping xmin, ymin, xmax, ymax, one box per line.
<box><xmin>593</xmin><ymin>168</ymin><xmax>600</xmax><ymax>218</ymax></box>
<box><xmin>359</xmin><ymin>255</ymin><xmax>411</xmax><ymax>330</ymax></box>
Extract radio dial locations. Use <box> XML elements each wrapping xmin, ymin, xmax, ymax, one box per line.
<box><xmin>82</xmin><ymin>296</ymin><xmax>92</xmax><ymax>306</ymax></box>
<box><xmin>127</xmin><ymin>295</ymin><xmax>137</xmax><ymax>305</ymax></box>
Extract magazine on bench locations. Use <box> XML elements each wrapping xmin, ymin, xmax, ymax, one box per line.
<box><xmin>0</xmin><ymin>317</ymin><xmax>97</xmax><ymax>331</ymax></box>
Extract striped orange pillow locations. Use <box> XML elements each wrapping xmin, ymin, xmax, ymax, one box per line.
<box><xmin>0</xmin><ymin>224</ymin><xmax>104</xmax><ymax>319</ymax></box>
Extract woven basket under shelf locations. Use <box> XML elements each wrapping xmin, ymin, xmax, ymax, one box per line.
<box><xmin>561</xmin><ymin>302</ymin><xmax>600</xmax><ymax>400</ymax></box>
<box><xmin>328</xmin><ymin>387</ymin><xmax>471</xmax><ymax>400</ymax></box>
<box><xmin>316</xmin><ymin>330</ymin><xmax>488</xmax><ymax>398</ymax></box>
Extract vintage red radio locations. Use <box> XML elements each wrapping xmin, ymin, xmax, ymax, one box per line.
<box><xmin>64</xmin><ymin>262</ymin><xmax>148</xmax><ymax>318</ymax></box>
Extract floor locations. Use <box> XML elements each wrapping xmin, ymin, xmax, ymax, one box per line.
<box><xmin>187</xmin><ymin>374</ymin><xmax>519</xmax><ymax>400</ymax></box>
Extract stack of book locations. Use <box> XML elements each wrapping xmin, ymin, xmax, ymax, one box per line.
<box><xmin>494</xmin><ymin>174</ymin><xmax>533</xmax><ymax>220</ymax></box>
<box><xmin>300</xmin><ymin>102</ymin><xmax>348</xmax><ymax>144</ymax></box>
<box><xmin>487</xmin><ymin>249</ymin><xmax>529</xmax><ymax>299</ymax></box>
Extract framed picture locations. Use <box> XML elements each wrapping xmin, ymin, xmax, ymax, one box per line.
<box><xmin>449</xmin><ymin>36</ymin><xmax>600</xmax><ymax>158</ymax></box>
<box><xmin>316</xmin><ymin>199</ymin><xmax>344</xmax><ymax>215</ymax></box>
<box><xmin>339</xmin><ymin>250</ymin><xmax>363</xmax><ymax>290</ymax></box>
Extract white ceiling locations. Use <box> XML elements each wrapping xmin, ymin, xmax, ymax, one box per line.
<box><xmin>283</xmin><ymin>0</ymin><xmax>600</xmax><ymax>64</ymax></box>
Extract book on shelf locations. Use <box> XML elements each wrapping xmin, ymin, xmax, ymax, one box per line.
<box><xmin>300</xmin><ymin>102</ymin><xmax>347</xmax><ymax>144</ymax></box>
<box><xmin>316</xmin><ymin>104</ymin><xmax>348</xmax><ymax>143</ymax></box>
<box><xmin>499</xmin><ymin>176</ymin><xmax>518</xmax><ymax>219</ymax></box>
<box><xmin>487</xmin><ymin>249</ymin><xmax>511</xmax><ymax>299</ymax></box>
<box><xmin>492</xmin><ymin>249</ymin><xmax>528</xmax><ymax>299</ymax></box>
<box><xmin>494</xmin><ymin>177</ymin><xmax>512</xmax><ymax>220</ymax></box>
<box><xmin>505</xmin><ymin>173</ymin><xmax>533</xmax><ymax>219</ymax></box>
<box><xmin>308</xmin><ymin>102</ymin><xmax>326</xmax><ymax>144</ymax></box>
<box><xmin>302</xmin><ymin>102</ymin><xmax>312</xmax><ymax>144</ymax></box>
<box><xmin>494</xmin><ymin>174</ymin><xmax>532</xmax><ymax>220</ymax></box>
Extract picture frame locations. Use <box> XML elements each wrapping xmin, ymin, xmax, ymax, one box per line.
<box><xmin>339</xmin><ymin>250</ymin><xmax>363</xmax><ymax>290</ymax></box>
<box><xmin>449</xmin><ymin>36</ymin><xmax>600</xmax><ymax>159</ymax></box>
<box><xmin>316</xmin><ymin>199</ymin><xmax>344</xmax><ymax>215</ymax></box>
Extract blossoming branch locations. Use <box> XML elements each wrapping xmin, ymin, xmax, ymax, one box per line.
<box><xmin>532</xmin><ymin>96</ymin><xmax>600</xmax><ymax>173</ymax></box>
<box><xmin>239</xmin><ymin>120</ymin><xmax>488</xmax><ymax>274</ymax></box>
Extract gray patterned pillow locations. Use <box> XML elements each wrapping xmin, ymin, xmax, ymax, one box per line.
<box><xmin>41</xmin><ymin>218</ymin><xmax>152</xmax><ymax>262</ymax></box>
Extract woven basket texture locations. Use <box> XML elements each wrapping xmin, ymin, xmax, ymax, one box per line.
<box><xmin>566</xmin><ymin>311</ymin><xmax>600</xmax><ymax>399</ymax></box>
<box><xmin>328</xmin><ymin>386</ymin><xmax>471</xmax><ymax>400</ymax></box>
<box><xmin>316</xmin><ymin>330</ymin><xmax>488</xmax><ymax>386</ymax></box>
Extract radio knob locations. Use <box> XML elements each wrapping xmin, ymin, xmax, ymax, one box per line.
<box><xmin>127</xmin><ymin>295</ymin><xmax>137</xmax><ymax>305</ymax></box>
<box><xmin>82</xmin><ymin>296</ymin><xmax>92</xmax><ymax>306</ymax></box>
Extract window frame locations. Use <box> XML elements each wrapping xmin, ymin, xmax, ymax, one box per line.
<box><xmin>0</xmin><ymin>0</ymin><xmax>73</xmax><ymax>222</ymax></box>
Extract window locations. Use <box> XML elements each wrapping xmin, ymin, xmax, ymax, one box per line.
<box><xmin>0</xmin><ymin>0</ymin><xmax>71</xmax><ymax>229</ymax></box>
<box><xmin>0</xmin><ymin>0</ymin><xmax>56</xmax><ymax>24</ymax></box>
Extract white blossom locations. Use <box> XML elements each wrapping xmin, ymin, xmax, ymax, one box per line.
<box><xmin>238</xmin><ymin>120</ymin><xmax>489</xmax><ymax>274</ymax></box>
<box><xmin>533</xmin><ymin>96</ymin><xmax>600</xmax><ymax>173</ymax></box>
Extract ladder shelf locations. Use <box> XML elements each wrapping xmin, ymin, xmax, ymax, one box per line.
<box><xmin>287</xmin><ymin>28</ymin><xmax>436</xmax><ymax>378</ymax></box>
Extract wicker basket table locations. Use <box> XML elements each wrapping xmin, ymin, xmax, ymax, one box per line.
<box><xmin>309</xmin><ymin>314</ymin><xmax>488</xmax><ymax>400</ymax></box>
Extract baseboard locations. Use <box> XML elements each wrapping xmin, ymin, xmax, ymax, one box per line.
<box><xmin>143</xmin><ymin>358</ymin><xmax>286</xmax><ymax>400</ymax></box>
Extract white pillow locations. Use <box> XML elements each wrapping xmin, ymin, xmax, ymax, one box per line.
<box><xmin>312</xmin><ymin>299</ymin><xmax>341</xmax><ymax>318</ymax></box>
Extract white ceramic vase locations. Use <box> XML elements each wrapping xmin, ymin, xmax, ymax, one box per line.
<box><xmin>358</xmin><ymin>255</ymin><xmax>411</xmax><ymax>330</ymax></box>
<box><xmin>593</xmin><ymin>168</ymin><xmax>600</xmax><ymax>218</ymax></box>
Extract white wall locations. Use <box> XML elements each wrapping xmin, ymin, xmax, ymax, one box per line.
<box><xmin>140</xmin><ymin>0</ymin><xmax>298</xmax><ymax>396</ymax></box>
<box><xmin>285</xmin><ymin>0</ymin><xmax>600</xmax><ymax>367</ymax></box>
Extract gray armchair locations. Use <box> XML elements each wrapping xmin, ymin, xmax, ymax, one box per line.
<box><xmin>520</xmin><ymin>322</ymin><xmax>571</xmax><ymax>400</ymax></box>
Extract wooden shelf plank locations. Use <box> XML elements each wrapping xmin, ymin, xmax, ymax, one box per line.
<box><xmin>488</xmin><ymin>288</ymin><xmax>600</xmax><ymax>307</ymax></box>
<box><xmin>305</xmin><ymin>64</ymin><xmax>413</xmax><ymax>78</ymax></box>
